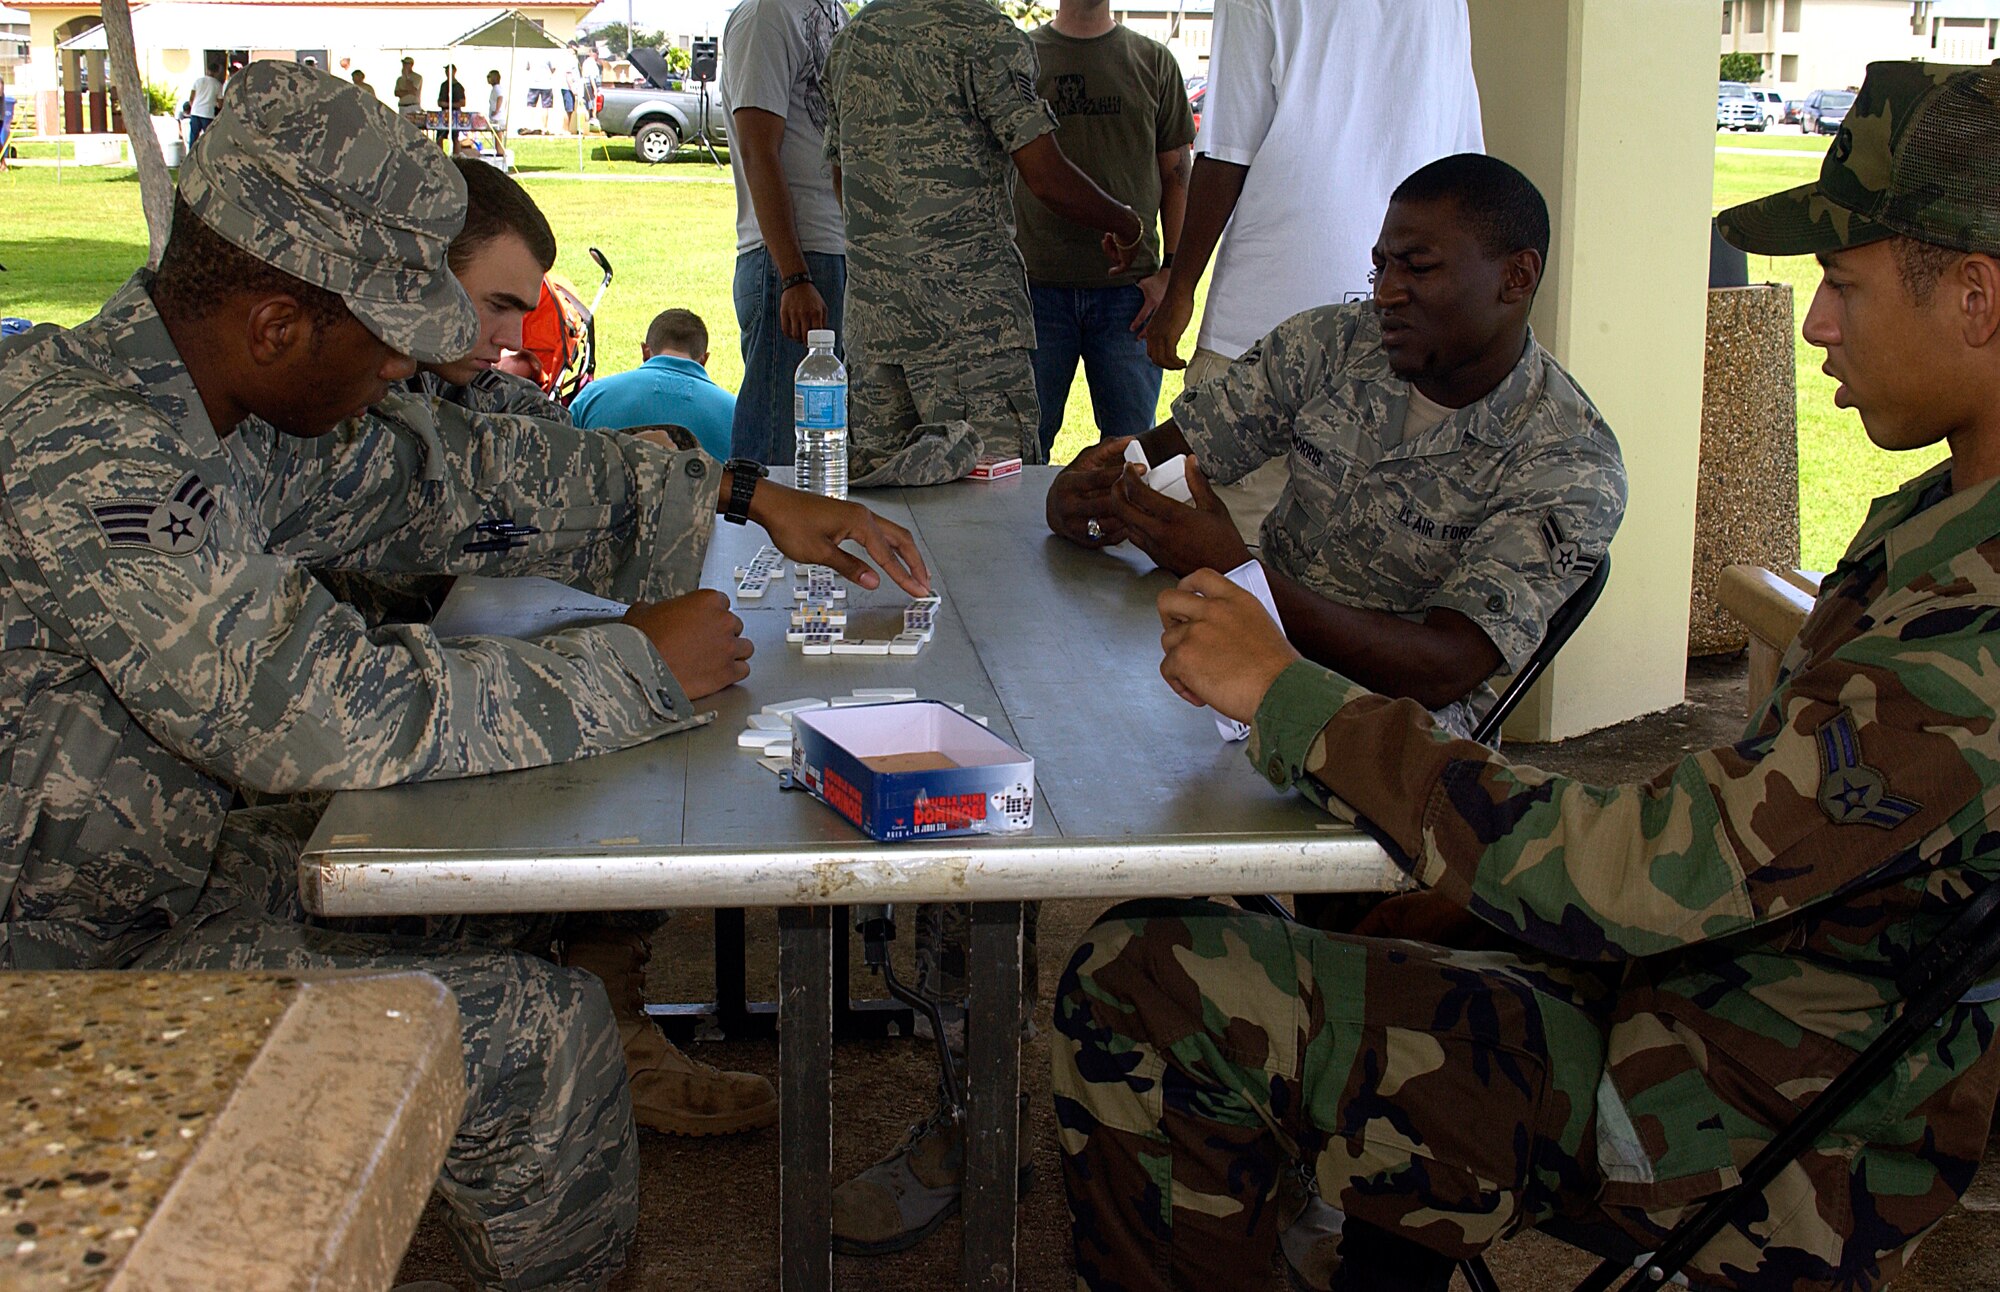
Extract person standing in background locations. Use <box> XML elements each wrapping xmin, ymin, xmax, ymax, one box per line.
<box><xmin>720</xmin><ymin>0</ymin><xmax>847</xmax><ymax>466</ymax></box>
<box><xmin>1143</xmin><ymin>0</ymin><xmax>1483</xmax><ymax>539</ymax></box>
<box><xmin>1014</xmin><ymin>0</ymin><xmax>1193</xmax><ymax>455</ymax></box>
<box><xmin>486</xmin><ymin>68</ymin><xmax>506</xmax><ymax>133</ymax></box>
<box><xmin>580</xmin><ymin>49</ymin><xmax>601</xmax><ymax>124</ymax></box>
<box><xmin>559</xmin><ymin>56</ymin><xmax>580</xmax><ymax>133</ymax></box>
<box><xmin>394</xmin><ymin>55</ymin><xmax>424</xmax><ymax>125</ymax></box>
<box><xmin>181</xmin><ymin>57</ymin><xmax>223</xmax><ymax>145</ymax></box>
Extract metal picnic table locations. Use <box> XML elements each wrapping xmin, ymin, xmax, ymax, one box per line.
<box><xmin>300</xmin><ymin>466</ymin><xmax>1400</xmax><ymax>1290</ymax></box>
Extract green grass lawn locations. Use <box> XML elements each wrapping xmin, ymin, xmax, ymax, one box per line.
<box><xmin>0</xmin><ymin>140</ymin><xmax>1942</xmax><ymax>568</ymax></box>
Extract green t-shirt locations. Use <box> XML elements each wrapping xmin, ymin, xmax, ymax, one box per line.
<box><xmin>1013</xmin><ymin>23</ymin><xmax>1196</xmax><ymax>289</ymax></box>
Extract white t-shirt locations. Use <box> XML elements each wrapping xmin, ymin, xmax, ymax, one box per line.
<box><xmin>719</xmin><ymin>0</ymin><xmax>847</xmax><ymax>257</ymax></box>
<box><xmin>186</xmin><ymin>75</ymin><xmax>221</xmax><ymax>118</ymax></box>
<box><xmin>1194</xmin><ymin>0</ymin><xmax>1484</xmax><ymax>358</ymax></box>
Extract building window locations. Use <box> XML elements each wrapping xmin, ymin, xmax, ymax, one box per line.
<box><xmin>1782</xmin><ymin>0</ymin><xmax>1801</xmax><ymax>33</ymax></box>
<box><xmin>1722</xmin><ymin>1</ymin><xmax>1733</xmax><ymax>36</ymax></box>
<box><xmin>1747</xmin><ymin>0</ymin><xmax>1764</xmax><ymax>35</ymax></box>
<box><xmin>1781</xmin><ymin>53</ymin><xmax>1798</xmax><ymax>83</ymax></box>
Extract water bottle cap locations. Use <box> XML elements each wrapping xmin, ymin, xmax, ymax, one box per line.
<box><xmin>806</xmin><ymin>329</ymin><xmax>836</xmax><ymax>348</ymax></box>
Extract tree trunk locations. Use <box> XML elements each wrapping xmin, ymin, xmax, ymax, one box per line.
<box><xmin>100</xmin><ymin>0</ymin><xmax>174</xmax><ymax>267</ymax></box>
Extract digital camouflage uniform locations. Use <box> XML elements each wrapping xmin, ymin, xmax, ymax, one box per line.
<box><xmin>0</xmin><ymin>63</ymin><xmax>722</xmax><ymax>1290</ymax></box>
<box><xmin>1175</xmin><ymin>302</ymin><xmax>1628</xmax><ymax>738</ymax></box>
<box><xmin>821</xmin><ymin>0</ymin><xmax>1055</xmax><ymax>486</ymax></box>
<box><xmin>409</xmin><ymin>364</ymin><xmax>574</xmax><ymax>424</ymax></box>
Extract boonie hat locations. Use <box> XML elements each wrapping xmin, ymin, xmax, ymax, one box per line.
<box><xmin>175</xmin><ymin>60</ymin><xmax>478</xmax><ymax>363</ymax></box>
<box><xmin>1718</xmin><ymin>60</ymin><xmax>2000</xmax><ymax>258</ymax></box>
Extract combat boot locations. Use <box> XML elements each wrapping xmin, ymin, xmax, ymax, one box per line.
<box><xmin>560</xmin><ymin>925</ymin><xmax>778</xmax><ymax>1137</ymax></box>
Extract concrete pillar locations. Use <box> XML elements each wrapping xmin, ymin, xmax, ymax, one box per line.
<box><xmin>1467</xmin><ymin>0</ymin><xmax>1717</xmax><ymax>741</ymax></box>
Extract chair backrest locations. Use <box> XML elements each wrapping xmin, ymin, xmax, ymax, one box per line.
<box><xmin>1470</xmin><ymin>556</ymin><xmax>1612</xmax><ymax>746</ymax></box>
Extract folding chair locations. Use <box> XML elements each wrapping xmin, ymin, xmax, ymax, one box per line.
<box><xmin>1460</xmin><ymin>877</ymin><xmax>2000</xmax><ymax>1292</ymax></box>
<box><xmin>1236</xmin><ymin>557</ymin><xmax>1612</xmax><ymax>923</ymax></box>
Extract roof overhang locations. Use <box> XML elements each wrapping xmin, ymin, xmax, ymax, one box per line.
<box><xmin>58</xmin><ymin>3</ymin><xmax>568</xmax><ymax>49</ymax></box>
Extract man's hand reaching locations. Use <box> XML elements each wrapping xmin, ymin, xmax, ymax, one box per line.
<box><xmin>749</xmin><ymin>481</ymin><xmax>932</xmax><ymax>597</ymax></box>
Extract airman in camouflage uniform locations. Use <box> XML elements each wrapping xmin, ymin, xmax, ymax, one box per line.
<box><xmin>1054</xmin><ymin>60</ymin><xmax>2000</xmax><ymax>1292</ymax></box>
<box><xmin>0</xmin><ymin>63</ymin><xmax>711</xmax><ymax>1288</ymax></box>
<box><xmin>1051</xmin><ymin>156</ymin><xmax>1626</xmax><ymax>740</ymax></box>
<box><xmin>821</xmin><ymin>0</ymin><xmax>1141</xmax><ymax>487</ymax></box>
<box><xmin>1170</xmin><ymin>300</ymin><xmax>1625</xmax><ymax>737</ymax></box>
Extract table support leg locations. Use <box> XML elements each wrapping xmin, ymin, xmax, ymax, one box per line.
<box><xmin>961</xmin><ymin>900</ymin><xmax>1022</xmax><ymax>1291</ymax></box>
<box><xmin>778</xmin><ymin>905</ymin><xmax>832</xmax><ymax>1292</ymax></box>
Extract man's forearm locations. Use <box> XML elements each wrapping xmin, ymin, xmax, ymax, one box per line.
<box><xmin>734</xmin><ymin>108</ymin><xmax>810</xmax><ymax>278</ymax></box>
<box><xmin>1013</xmin><ymin>135</ymin><xmax>1140</xmax><ymax>241</ymax></box>
<box><xmin>1157</xmin><ymin>146</ymin><xmax>1192</xmax><ymax>255</ymax></box>
<box><xmin>1264</xmin><ymin>568</ymin><xmax>1501</xmax><ymax>712</ymax></box>
<box><xmin>1163</xmin><ymin>155</ymin><xmax>1248</xmax><ymax>304</ymax></box>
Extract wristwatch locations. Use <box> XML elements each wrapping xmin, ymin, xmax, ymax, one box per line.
<box><xmin>721</xmin><ymin>457</ymin><xmax>768</xmax><ymax>525</ymax></box>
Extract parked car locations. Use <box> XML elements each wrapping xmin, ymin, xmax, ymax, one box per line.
<box><xmin>1781</xmin><ymin>98</ymin><xmax>1804</xmax><ymax>125</ymax></box>
<box><xmin>1189</xmin><ymin>82</ymin><xmax>1205</xmax><ymax>134</ymax></box>
<box><xmin>1716</xmin><ymin>81</ymin><xmax>1764</xmax><ymax>132</ymax></box>
<box><xmin>1748</xmin><ymin>88</ymin><xmax>1783</xmax><ymax>127</ymax></box>
<box><xmin>1802</xmin><ymin>88</ymin><xmax>1856</xmax><ymax>135</ymax></box>
<box><xmin>595</xmin><ymin>47</ymin><xmax>728</xmax><ymax>163</ymax></box>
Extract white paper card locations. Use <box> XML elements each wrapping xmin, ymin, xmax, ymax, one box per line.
<box><xmin>1213</xmin><ymin>559</ymin><xmax>1282</xmax><ymax>742</ymax></box>
<box><xmin>432</xmin><ymin>576</ymin><xmax>629</xmax><ymax>640</ymax></box>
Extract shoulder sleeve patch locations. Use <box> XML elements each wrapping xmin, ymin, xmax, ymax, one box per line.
<box><xmin>90</xmin><ymin>471</ymin><xmax>216</xmax><ymax>556</ymax></box>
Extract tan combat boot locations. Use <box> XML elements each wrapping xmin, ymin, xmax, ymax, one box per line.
<box><xmin>560</xmin><ymin>925</ymin><xmax>778</xmax><ymax>1137</ymax></box>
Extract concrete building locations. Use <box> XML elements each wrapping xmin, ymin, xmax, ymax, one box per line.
<box><xmin>1722</xmin><ymin>0</ymin><xmax>2000</xmax><ymax>95</ymax></box>
<box><xmin>14</xmin><ymin>0</ymin><xmax>588</xmax><ymax>134</ymax></box>
<box><xmin>1</xmin><ymin>4</ymin><xmax>28</xmax><ymax>85</ymax></box>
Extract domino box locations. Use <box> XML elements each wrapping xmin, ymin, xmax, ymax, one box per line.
<box><xmin>790</xmin><ymin>701</ymin><xmax>1035</xmax><ymax>842</ymax></box>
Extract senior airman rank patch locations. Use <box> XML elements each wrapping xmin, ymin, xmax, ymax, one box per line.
<box><xmin>91</xmin><ymin>472</ymin><xmax>216</xmax><ymax>556</ymax></box>
<box><xmin>1815</xmin><ymin>710</ymin><xmax>1919</xmax><ymax>828</ymax></box>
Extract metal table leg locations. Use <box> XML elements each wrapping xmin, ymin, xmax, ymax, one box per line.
<box><xmin>961</xmin><ymin>900</ymin><xmax>1022</xmax><ymax>1291</ymax></box>
<box><xmin>778</xmin><ymin>905</ymin><xmax>832</xmax><ymax>1292</ymax></box>
<box><xmin>652</xmin><ymin>908</ymin><xmax>912</xmax><ymax>1043</ymax></box>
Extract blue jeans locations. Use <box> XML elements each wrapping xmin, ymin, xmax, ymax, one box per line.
<box><xmin>1028</xmin><ymin>283</ymin><xmax>1164</xmax><ymax>454</ymax></box>
<box><xmin>731</xmin><ymin>245</ymin><xmax>847</xmax><ymax>466</ymax></box>
<box><xmin>186</xmin><ymin>115</ymin><xmax>213</xmax><ymax>145</ymax></box>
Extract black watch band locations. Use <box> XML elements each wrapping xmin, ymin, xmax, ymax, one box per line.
<box><xmin>1160</xmin><ymin>252</ymin><xmax>1176</xmax><ymax>270</ymax></box>
<box><xmin>722</xmin><ymin>457</ymin><xmax>767</xmax><ymax>525</ymax></box>
<box><xmin>780</xmin><ymin>270</ymin><xmax>814</xmax><ymax>292</ymax></box>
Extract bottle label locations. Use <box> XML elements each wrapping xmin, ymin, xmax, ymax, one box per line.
<box><xmin>795</xmin><ymin>386</ymin><xmax>846</xmax><ymax>430</ymax></box>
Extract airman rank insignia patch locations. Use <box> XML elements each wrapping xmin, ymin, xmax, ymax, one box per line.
<box><xmin>91</xmin><ymin>472</ymin><xmax>216</xmax><ymax>556</ymax></box>
<box><xmin>1815</xmin><ymin>710</ymin><xmax>1919</xmax><ymax>829</ymax></box>
<box><xmin>1540</xmin><ymin>514</ymin><xmax>1596</xmax><ymax>579</ymax></box>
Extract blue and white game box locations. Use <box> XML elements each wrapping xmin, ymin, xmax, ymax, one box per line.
<box><xmin>791</xmin><ymin>701</ymin><xmax>1035</xmax><ymax>842</ymax></box>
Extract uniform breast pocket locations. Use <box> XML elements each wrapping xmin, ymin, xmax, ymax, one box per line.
<box><xmin>1357</xmin><ymin>467</ymin><xmax>1478</xmax><ymax>594</ymax></box>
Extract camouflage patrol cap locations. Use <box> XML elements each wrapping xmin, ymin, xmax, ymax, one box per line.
<box><xmin>175</xmin><ymin>60</ymin><xmax>478</xmax><ymax>363</ymax></box>
<box><xmin>1718</xmin><ymin>60</ymin><xmax>2000</xmax><ymax>258</ymax></box>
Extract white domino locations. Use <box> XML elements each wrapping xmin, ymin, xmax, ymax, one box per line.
<box><xmin>889</xmin><ymin>635</ymin><xmax>925</xmax><ymax>656</ymax></box>
<box><xmin>803</xmin><ymin>640</ymin><xmax>834</xmax><ymax>656</ymax></box>
<box><xmin>763</xmin><ymin>698</ymin><xmax>829</xmax><ymax>718</ymax></box>
<box><xmin>851</xmin><ymin>688</ymin><xmax>918</xmax><ymax>700</ymax></box>
<box><xmin>746</xmin><ymin>713</ymin><xmax>789</xmax><ymax>731</ymax></box>
<box><xmin>737</xmin><ymin>730</ymin><xmax>792</xmax><ymax>749</ymax></box>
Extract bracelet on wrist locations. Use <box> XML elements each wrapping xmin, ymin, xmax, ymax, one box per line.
<box><xmin>1160</xmin><ymin>252</ymin><xmax>1177</xmax><ymax>270</ymax></box>
<box><xmin>779</xmin><ymin>271</ymin><xmax>814</xmax><ymax>292</ymax></box>
<box><xmin>1112</xmin><ymin>221</ymin><xmax>1144</xmax><ymax>251</ymax></box>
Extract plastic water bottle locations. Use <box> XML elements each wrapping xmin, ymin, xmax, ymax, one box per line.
<box><xmin>794</xmin><ymin>329</ymin><xmax>847</xmax><ymax>499</ymax></box>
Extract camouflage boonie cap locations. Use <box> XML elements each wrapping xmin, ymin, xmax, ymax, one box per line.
<box><xmin>1718</xmin><ymin>60</ymin><xmax>2000</xmax><ymax>257</ymax></box>
<box><xmin>175</xmin><ymin>60</ymin><xmax>478</xmax><ymax>363</ymax></box>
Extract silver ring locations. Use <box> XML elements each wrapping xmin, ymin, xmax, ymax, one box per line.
<box><xmin>1086</xmin><ymin>518</ymin><xmax>1105</xmax><ymax>541</ymax></box>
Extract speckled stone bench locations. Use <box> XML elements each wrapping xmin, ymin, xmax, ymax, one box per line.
<box><xmin>0</xmin><ymin>971</ymin><xmax>464</xmax><ymax>1291</ymax></box>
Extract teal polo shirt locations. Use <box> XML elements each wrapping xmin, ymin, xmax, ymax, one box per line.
<box><xmin>570</xmin><ymin>355</ymin><xmax>737</xmax><ymax>460</ymax></box>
